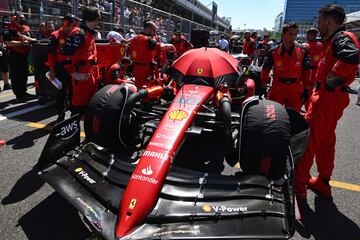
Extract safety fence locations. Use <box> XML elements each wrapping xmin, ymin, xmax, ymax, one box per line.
<box><xmin>1</xmin><ymin>0</ymin><xmax>229</xmax><ymax>41</ymax></box>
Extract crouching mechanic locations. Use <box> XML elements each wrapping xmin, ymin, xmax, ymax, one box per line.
<box><xmin>104</xmin><ymin>58</ymin><xmax>134</xmax><ymax>85</ymax></box>
<box><xmin>48</xmin><ymin>14</ymin><xmax>80</xmax><ymax>122</ymax></box>
<box><xmin>261</xmin><ymin>22</ymin><xmax>311</xmax><ymax>112</ymax></box>
<box><xmin>129</xmin><ymin>20</ymin><xmax>175</xmax><ymax>88</ymax></box>
<box><xmin>295</xmin><ymin>5</ymin><xmax>360</xmax><ymax>200</ymax></box>
<box><xmin>64</xmin><ymin>7</ymin><xmax>101</xmax><ymax>116</ymax></box>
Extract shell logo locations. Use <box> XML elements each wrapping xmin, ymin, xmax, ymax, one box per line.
<box><xmin>59</xmin><ymin>39</ymin><xmax>65</xmax><ymax>45</ymax></box>
<box><xmin>75</xmin><ymin>167</ymin><xmax>83</xmax><ymax>173</ymax></box>
<box><xmin>120</xmin><ymin>47</ymin><xmax>125</xmax><ymax>56</ymax></box>
<box><xmin>202</xmin><ymin>205</ymin><xmax>212</xmax><ymax>212</ymax></box>
<box><xmin>168</xmin><ymin>110</ymin><xmax>188</xmax><ymax>121</ymax></box>
<box><xmin>313</xmin><ymin>55</ymin><xmax>320</xmax><ymax>62</ymax></box>
<box><xmin>275</xmin><ymin>61</ymin><xmax>282</xmax><ymax>67</ymax></box>
<box><xmin>197</xmin><ymin>68</ymin><xmax>204</xmax><ymax>75</ymax></box>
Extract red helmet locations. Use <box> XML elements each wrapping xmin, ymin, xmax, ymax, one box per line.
<box><xmin>105</xmin><ymin>63</ymin><xmax>122</xmax><ymax>85</ymax></box>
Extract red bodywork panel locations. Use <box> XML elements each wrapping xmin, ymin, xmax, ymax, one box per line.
<box><xmin>96</xmin><ymin>43</ymin><xmax>127</xmax><ymax>69</ymax></box>
<box><xmin>116</xmin><ymin>84</ymin><xmax>214</xmax><ymax>237</ymax></box>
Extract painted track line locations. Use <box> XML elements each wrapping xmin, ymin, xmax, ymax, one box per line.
<box><xmin>0</xmin><ymin>87</ymin><xmax>36</xmax><ymax>98</ymax></box>
<box><xmin>25</xmin><ymin>121</ymin><xmax>360</xmax><ymax>193</ymax></box>
<box><xmin>0</xmin><ymin>102</ymin><xmax>53</xmax><ymax>121</ymax></box>
<box><xmin>330</xmin><ymin>180</ymin><xmax>360</xmax><ymax>192</ymax></box>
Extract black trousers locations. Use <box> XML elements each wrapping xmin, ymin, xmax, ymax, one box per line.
<box><xmin>55</xmin><ymin>64</ymin><xmax>72</xmax><ymax>116</ymax></box>
<box><xmin>9</xmin><ymin>52</ymin><xmax>28</xmax><ymax>98</ymax></box>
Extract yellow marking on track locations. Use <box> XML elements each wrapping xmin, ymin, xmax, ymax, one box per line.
<box><xmin>330</xmin><ymin>180</ymin><xmax>360</xmax><ymax>192</ymax></box>
<box><xmin>27</xmin><ymin>122</ymin><xmax>86</xmax><ymax>138</ymax></box>
<box><xmin>233</xmin><ymin>162</ymin><xmax>360</xmax><ymax>192</ymax></box>
<box><xmin>27</xmin><ymin>122</ymin><xmax>53</xmax><ymax>131</ymax></box>
<box><xmin>0</xmin><ymin>93</ymin><xmax>15</xmax><ymax>98</ymax></box>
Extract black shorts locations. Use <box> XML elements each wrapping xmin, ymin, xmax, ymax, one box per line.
<box><xmin>0</xmin><ymin>55</ymin><xmax>8</xmax><ymax>73</ymax></box>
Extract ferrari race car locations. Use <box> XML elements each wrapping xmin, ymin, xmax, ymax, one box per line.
<box><xmin>36</xmin><ymin>48</ymin><xmax>309</xmax><ymax>239</ymax></box>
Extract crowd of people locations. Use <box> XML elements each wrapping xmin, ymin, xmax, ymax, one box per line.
<box><xmin>1</xmin><ymin>0</ymin><xmax>179</xmax><ymax>39</ymax></box>
<box><xmin>0</xmin><ymin>4</ymin><xmax>360</xmax><ymax>209</ymax></box>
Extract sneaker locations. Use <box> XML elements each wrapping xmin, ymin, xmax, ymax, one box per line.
<box><xmin>3</xmin><ymin>84</ymin><xmax>11</xmax><ymax>90</ymax></box>
<box><xmin>16</xmin><ymin>97</ymin><xmax>26</xmax><ymax>103</ymax></box>
<box><xmin>308</xmin><ymin>176</ymin><xmax>332</xmax><ymax>197</ymax></box>
<box><xmin>295</xmin><ymin>182</ymin><xmax>307</xmax><ymax>200</ymax></box>
<box><xmin>23</xmin><ymin>92</ymin><xmax>36</xmax><ymax>98</ymax></box>
<box><xmin>356</xmin><ymin>99</ymin><xmax>360</xmax><ymax>106</ymax></box>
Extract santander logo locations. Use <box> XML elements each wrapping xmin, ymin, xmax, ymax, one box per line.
<box><xmin>141</xmin><ymin>165</ymin><xmax>153</xmax><ymax>176</ymax></box>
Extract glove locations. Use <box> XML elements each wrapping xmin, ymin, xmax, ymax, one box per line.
<box><xmin>301</xmin><ymin>88</ymin><xmax>309</xmax><ymax>103</ymax></box>
<box><xmin>71</xmin><ymin>72</ymin><xmax>89</xmax><ymax>81</ymax></box>
<box><xmin>162</xmin><ymin>86</ymin><xmax>175</xmax><ymax>101</ymax></box>
<box><xmin>326</xmin><ymin>72</ymin><xmax>345</xmax><ymax>88</ymax></box>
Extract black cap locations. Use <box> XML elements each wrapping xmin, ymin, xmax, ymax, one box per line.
<box><xmin>63</xmin><ymin>14</ymin><xmax>80</xmax><ymax>23</ymax></box>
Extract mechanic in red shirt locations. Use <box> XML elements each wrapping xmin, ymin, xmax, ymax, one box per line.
<box><xmin>129</xmin><ymin>20</ymin><xmax>175</xmax><ymax>88</ymax></box>
<box><xmin>48</xmin><ymin>14</ymin><xmax>80</xmax><ymax>122</ymax></box>
<box><xmin>257</xmin><ymin>34</ymin><xmax>271</xmax><ymax>66</ymax></box>
<box><xmin>261</xmin><ymin>22</ymin><xmax>311</xmax><ymax>112</ymax></box>
<box><xmin>3</xmin><ymin>14</ymin><xmax>36</xmax><ymax>102</ymax></box>
<box><xmin>65</xmin><ymin>7</ymin><xmax>101</xmax><ymax>116</ymax></box>
<box><xmin>242</xmin><ymin>31</ymin><xmax>256</xmax><ymax>59</ymax></box>
<box><xmin>303</xmin><ymin>27</ymin><xmax>322</xmax><ymax>110</ymax></box>
<box><xmin>170</xmin><ymin>30</ymin><xmax>193</xmax><ymax>57</ymax></box>
<box><xmin>295</xmin><ymin>5</ymin><xmax>360</xmax><ymax>200</ymax></box>
<box><xmin>104</xmin><ymin>58</ymin><xmax>134</xmax><ymax>85</ymax></box>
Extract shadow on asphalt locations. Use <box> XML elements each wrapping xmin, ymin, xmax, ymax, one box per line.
<box><xmin>1</xmin><ymin>168</ymin><xmax>44</xmax><ymax>205</ymax></box>
<box><xmin>6</xmin><ymin>124</ymin><xmax>53</xmax><ymax>149</ymax></box>
<box><xmin>17</xmin><ymin>192</ymin><xmax>91</xmax><ymax>240</ymax></box>
<box><xmin>295</xmin><ymin>196</ymin><xmax>360</xmax><ymax>240</ymax></box>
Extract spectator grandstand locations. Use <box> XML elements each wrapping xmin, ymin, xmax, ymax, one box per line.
<box><xmin>0</xmin><ymin>0</ymin><xmax>231</xmax><ymax>41</ymax></box>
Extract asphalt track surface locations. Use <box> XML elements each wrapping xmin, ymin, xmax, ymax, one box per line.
<box><xmin>0</xmin><ymin>77</ymin><xmax>359</xmax><ymax>240</ymax></box>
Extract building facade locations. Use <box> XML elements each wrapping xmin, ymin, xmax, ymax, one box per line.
<box><xmin>274</xmin><ymin>12</ymin><xmax>284</xmax><ymax>32</ymax></box>
<box><xmin>283</xmin><ymin>0</ymin><xmax>360</xmax><ymax>35</ymax></box>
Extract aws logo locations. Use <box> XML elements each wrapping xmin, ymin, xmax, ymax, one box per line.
<box><xmin>55</xmin><ymin>120</ymin><xmax>79</xmax><ymax>140</ymax></box>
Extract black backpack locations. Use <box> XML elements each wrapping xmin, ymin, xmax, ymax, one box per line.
<box><xmin>239</xmin><ymin>97</ymin><xmax>291</xmax><ymax>180</ymax></box>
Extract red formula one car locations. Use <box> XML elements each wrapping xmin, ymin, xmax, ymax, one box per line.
<box><xmin>36</xmin><ymin>48</ymin><xmax>308</xmax><ymax>239</ymax></box>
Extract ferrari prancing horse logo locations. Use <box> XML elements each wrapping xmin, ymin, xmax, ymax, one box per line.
<box><xmin>197</xmin><ymin>68</ymin><xmax>204</xmax><ymax>75</ymax></box>
<box><xmin>129</xmin><ymin>198</ymin><xmax>137</xmax><ymax>209</ymax></box>
<box><xmin>120</xmin><ymin>47</ymin><xmax>125</xmax><ymax>56</ymax></box>
<box><xmin>296</xmin><ymin>51</ymin><xmax>302</xmax><ymax>59</ymax></box>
